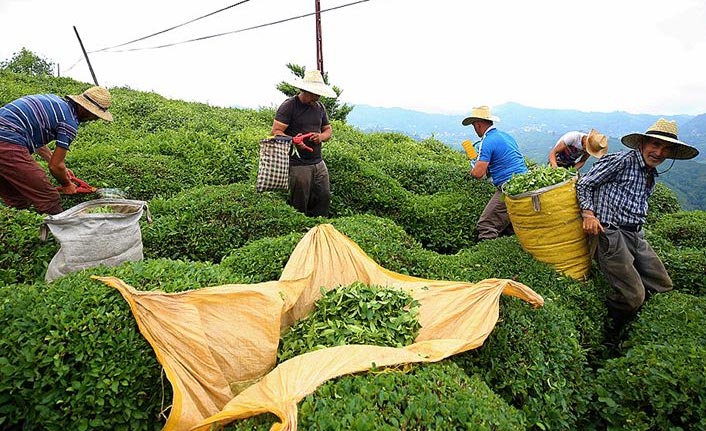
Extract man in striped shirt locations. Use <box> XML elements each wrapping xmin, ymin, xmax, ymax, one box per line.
<box><xmin>0</xmin><ymin>86</ymin><xmax>113</xmax><ymax>214</ymax></box>
<box><xmin>576</xmin><ymin>118</ymin><xmax>699</xmax><ymax>328</ymax></box>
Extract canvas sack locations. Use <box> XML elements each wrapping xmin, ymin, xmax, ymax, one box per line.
<box><xmin>503</xmin><ymin>177</ymin><xmax>591</xmax><ymax>280</ymax></box>
<box><xmin>256</xmin><ymin>137</ymin><xmax>290</xmax><ymax>192</ymax></box>
<box><xmin>41</xmin><ymin>198</ymin><xmax>151</xmax><ymax>282</ymax></box>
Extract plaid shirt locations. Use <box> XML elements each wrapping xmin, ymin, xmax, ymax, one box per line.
<box><xmin>576</xmin><ymin>150</ymin><xmax>657</xmax><ymax>226</ymax></box>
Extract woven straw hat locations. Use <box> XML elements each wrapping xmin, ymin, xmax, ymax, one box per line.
<box><xmin>621</xmin><ymin>118</ymin><xmax>699</xmax><ymax>160</ymax></box>
<box><xmin>67</xmin><ymin>86</ymin><xmax>113</xmax><ymax>122</ymax></box>
<box><xmin>585</xmin><ymin>129</ymin><xmax>608</xmax><ymax>158</ymax></box>
<box><xmin>462</xmin><ymin>106</ymin><xmax>500</xmax><ymax>126</ymax></box>
<box><xmin>288</xmin><ymin>69</ymin><xmax>336</xmax><ymax>98</ymax></box>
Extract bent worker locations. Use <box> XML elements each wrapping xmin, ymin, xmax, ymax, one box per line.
<box><xmin>271</xmin><ymin>69</ymin><xmax>335</xmax><ymax>217</ymax></box>
<box><xmin>0</xmin><ymin>86</ymin><xmax>113</xmax><ymax>214</ymax></box>
<box><xmin>462</xmin><ymin>105</ymin><xmax>528</xmax><ymax>240</ymax></box>
<box><xmin>549</xmin><ymin>128</ymin><xmax>608</xmax><ymax>169</ymax></box>
<box><xmin>576</xmin><ymin>118</ymin><xmax>699</xmax><ymax>329</ymax></box>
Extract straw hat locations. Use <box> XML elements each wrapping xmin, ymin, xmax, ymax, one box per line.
<box><xmin>585</xmin><ymin>129</ymin><xmax>608</xmax><ymax>158</ymax></box>
<box><xmin>621</xmin><ymin>118</ymin><xmax>699</xmax><ymax>160</ymax></box>
<box><xmin>288</xmin><ymin>69</ymin><xmax>337</xmax><ymax>98</ymax></box>
<box><xmin>462</xmin><ymin>106</ymin><xmax>500</xmax><ymax>126</ymax></box>
<box><xmin>67</xmin><ymin>86</ymin><xmax>113</xmax><ymax>122</ymax></box>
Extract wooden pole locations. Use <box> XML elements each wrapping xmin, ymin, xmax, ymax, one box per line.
<box><xmin>73</xmin><ymin>26</ymin><xmax>99</xmax><ymax>86</ymax></box>
<box><xmin>315</xmin><ymin>0</ymin><xmax>324</xmax><ymax>74</ymax></box>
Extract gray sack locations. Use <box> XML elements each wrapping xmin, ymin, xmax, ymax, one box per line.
<box><xmin>41</xmin><ymin>199</ymin><xmax>151</xmax><ymax>282</ymax></box>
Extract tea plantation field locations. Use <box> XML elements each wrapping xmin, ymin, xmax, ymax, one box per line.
<box><xmin>2</xmin><ymin>70</ymin><xmax>706</xmax><ymax>430</ymax></box>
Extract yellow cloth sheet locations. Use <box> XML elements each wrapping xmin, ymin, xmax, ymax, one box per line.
<box><xmin>95</xmin><ymin>223</ymin><xmax>543</xmax><ymax>431</ymax></box>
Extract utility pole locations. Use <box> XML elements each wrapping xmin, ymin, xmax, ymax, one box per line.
<box><xmin>315</xmin><ymin>0</ymin><xmax>324</xmax><ymax>74</ymax></box>
<box><xmin>73</xmin><ymin>26</ymin><xmax>99</xmax><ymax>86</ymax></box>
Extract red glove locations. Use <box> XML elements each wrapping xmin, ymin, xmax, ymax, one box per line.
<box><xmin>57</xmin><ymin>174</ymin><xmax>97</xmax><ymax>194</ymax></box>
<box><xmin>292</xmin><ymin>133</ymin><xmax>315</xmax><ymax>152</ymax></box>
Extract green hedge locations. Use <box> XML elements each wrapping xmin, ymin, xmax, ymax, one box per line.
<box><xmin>591</xmin><ymin>292</ymin><xmax>706</xmax><ymax>430</ymax></box>
<box><xmin>325</xmin><ymin>142</ymin><xmax>410</xmax><ymax>218</ymax></box>
<box><xmin>453</xmin><ymin>297</ymin><xmax>593</xmax><ymax>430</ymax></box>
<box><xmin>220</xmin><ymin>232</ymin><xmax>304</xmax><ymax>282</ymax></box>
<box><xmin>226</xmin><ymin>361</ymin><xmax>526</xmax><ymax>431</ymax></box>
<box><xmin>142</xmin><ymin>183</ymin><xmax>316</xmax><ymax>262</ymax></box>
<box><xmin>646</xmin><ymin>182</ymin><xmax>681</xmax><ymax>225</ymax></box>
<box><xmin>650</xmin><ymin>210</ymin><xmax>706</xmax><ymax>249</ymax></box>
<box><xmin>0</xmin><ymin>206</ymin><xmax>57</xmax><ymax>286</ymax></box>
<box><xmin>0</xmin><ymin>258</ymin><xmax>241</xmax><ymax>430</ymax></box>
<box><xmin>398</xmin><ymin>187</ymin><xmax>492</xmax><ymax>253</ymax></box>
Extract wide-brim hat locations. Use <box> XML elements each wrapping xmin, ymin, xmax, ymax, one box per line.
<box><xmin>67</xmin><ymin>86</ymin><xmax>113</xmax><ymax>122</ymax></box>
<box><xmin>288</xmin><ymin>69</ymin><xmax>337</xmax><ymax>98</ymax></box>
<box><xmin>462</xmin><ymin>105</ymin><xmax>499</xmax><ymax>126</ymax></box>
<box><xmin>621</xmin><ymin>118</ymin><xmax>699</xmax><ymax>160</ymax></box>
<box><xmin>585</xmin><ymin>128</ymin><xmax>608</xmax><ymax>158</ymax></box>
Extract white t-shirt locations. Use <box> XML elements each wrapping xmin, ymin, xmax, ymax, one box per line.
<box><xmin>555</xmin><ymin>131</ymin><xmax>587</xmax><ymax>165</ymax></box>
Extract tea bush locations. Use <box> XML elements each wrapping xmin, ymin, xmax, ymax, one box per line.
<box><xmin>220</xmin><ymin>232</ymin><xmax>304</xmax><ymax>282</ymax></box>
<box><xmin>325</xmin><ymin>142</ymin><xmax>410</xmax><ymax>218</ymax></box>
<box><xmin>594</xmin><ymin>343</ymin><xmax>706</xmax><ymax>431</ymax></box>
<box><xmin>0</xmin><ymin>258</ymin><xmax>240</xmax><ymax>430</ymax></box>
<box><xmin>0</xmin><ymin>206</ymin><xmax>57</xmax><ymax>285</ymax></box>
<box><xmin>398</xmin><ymin>187</ymin><xmax>492</xmax><ymax>253</ymax></box>
<box><xmin>227</xmin><ymin>361</ymin><xmax>526</xmax><ymax>431</ymax></box>
<box><xmin>377</xmin><ymin>157</ymin><xmax>470</xmax><ymax>195</ymax></box>
<box><xmin>142</xmin><ymin>183</ymin><xmax>315</xmax><ymax>262</ymax></box>
<box><xmin>591</xmin><ymin>292</ymin><xmax>706</xmax><ymax>430</ymax></box>
<box><xmin>0</xmin><ymin>275</ymin><xmax>163</xmax><ymax>431</ymax></box>
<box><xmin>624</xmin><ymin>291</ymin><xmax>706</xmax><ymax>348</ymax></box>
<box><xmin>650</xmin><ymin>210</ymin><xmax>706</xmax><ymax>249</ymax></box>
<box><xmin>646</xmin><ymin>182</ymin><xmax>681</xmax><ymax>225</ymax></box>
<box><xmin>452</xmin><ymin>237</ymin><xmax>607</xmax><ymax>350</ymax></box>
<box><xmin>453</xmin><ymin>296</ymin><xmax>594</xmax><ymax>430</ymax></box>
<box><xmin>648</xmin><ymin>228</ymin><xmax>706</xmax><ymax>296</ymax></box>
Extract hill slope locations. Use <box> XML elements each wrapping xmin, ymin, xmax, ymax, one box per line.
<box><xmin>1</xmin><ymin>70</ymin><xmax>705</xmax><ymax>431</ymax></box>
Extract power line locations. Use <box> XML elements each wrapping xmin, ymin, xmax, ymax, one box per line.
<box><xmin>100</xmin><ymin>0</ymin><xmax>370</xmax><ymax>53</ymax></box>
<box><xmin>91</xmin><ymin>0</ymin><xmax>253</xmax><ymax>53</ymax></box>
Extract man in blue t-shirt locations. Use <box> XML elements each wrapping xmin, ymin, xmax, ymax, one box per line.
<box><xmin>0</xmin><ymin>86</ymin><xmax>113</xmax><ymax>214</ymax></box>
<box><xmin>462</xmin><ymin>106</ymin><xmax>527</xmax><ymax>240</ymax></box>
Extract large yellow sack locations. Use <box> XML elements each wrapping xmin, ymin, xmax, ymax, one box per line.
<box><xmin>95</xmin><ymin>224</ymin><xmax>544</xmax><ymax>431</ymax></box>
<box><xmin>504</xmin><ymin>177</ymin><xmax>591</xmax><ymax>279</ymax></box>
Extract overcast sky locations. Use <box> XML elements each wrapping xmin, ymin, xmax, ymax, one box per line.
<box><xmin>2</xmin><ymin>0</ymin><xmax>706</xmax><ymax>116</ymax></box>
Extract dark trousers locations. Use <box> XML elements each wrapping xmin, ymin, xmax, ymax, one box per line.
<box><xmin>0</xmin><ymin>141</ymin><xmax>62</xmax><ymax>214</ymax></box>
<box><xmin>595</xmin><ymin>227</ymin><xmax>672</xmax><ymax>318</ymax></box>
<box><xmin>288</xmin><ymin>160</ymin><xmax>330</xmax><ymax>217</ymax></box>
<box><xmin>477</xmin><ymin>189</ymin><xmax>513</xmax><ymax>240</ymax></box>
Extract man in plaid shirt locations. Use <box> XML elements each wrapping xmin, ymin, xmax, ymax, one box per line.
<box><xmin>577</xmin><ymin>118</ymin><xmax>699</xmax><ymax>328</ymax></box>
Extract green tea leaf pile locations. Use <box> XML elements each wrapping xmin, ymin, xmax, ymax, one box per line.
<box><xmin>503</xmin><ymin>165</ymin><xmax>576</xmax><ymax>196</ymax></box>
<box><xmin>277</xmin><ymin>282</ymin><xmax>421</xmax><ymax>363</ymax></box>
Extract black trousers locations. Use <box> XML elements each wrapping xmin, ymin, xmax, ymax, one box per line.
<box><xmin>288</xmin><ymin>161</ymin><xmax>331</xmax><ymax>217</ymax></box>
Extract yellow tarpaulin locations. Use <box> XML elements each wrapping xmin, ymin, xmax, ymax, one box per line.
<box><xmin>95</xmin><ymin>224</ymin><xmax>544</xmax><ymax>431</ymax></box>
<box><xmin>504</xmin><ymin>177</ymin><xmax>592</xmax><ymax>279</ymax></box>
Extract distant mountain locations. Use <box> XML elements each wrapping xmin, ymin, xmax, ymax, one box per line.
<box><xmin>347</xmin><ymin>102</ymin><xmax>706</xmax><ymax>209</ymax></box>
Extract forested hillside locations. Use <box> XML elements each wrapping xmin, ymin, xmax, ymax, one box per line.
<box><xmin>2</xmin><ymin>70</ymin><xmax>705</xmax><ymax>431</ymax></box>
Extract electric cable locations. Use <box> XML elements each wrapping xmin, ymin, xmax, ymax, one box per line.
<box><xmin>99</xmin><ymin>0</ymin><xmax>370</xmax><ymax>53</ymax></box>
<box><xmin>91</xmin><ymin>0</ymin><xmax>252</xmax><ymax>53</ymax></box>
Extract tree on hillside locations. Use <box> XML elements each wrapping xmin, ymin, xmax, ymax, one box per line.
<box><xmin>0</xmin><ymin>48</ymin><xmax>54</xmax><ymax>76</ymax></box>
<box><xmin>276</xmin><ymin>63</ymin><xmax>353</xmax><ymax>123</ymax></box>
